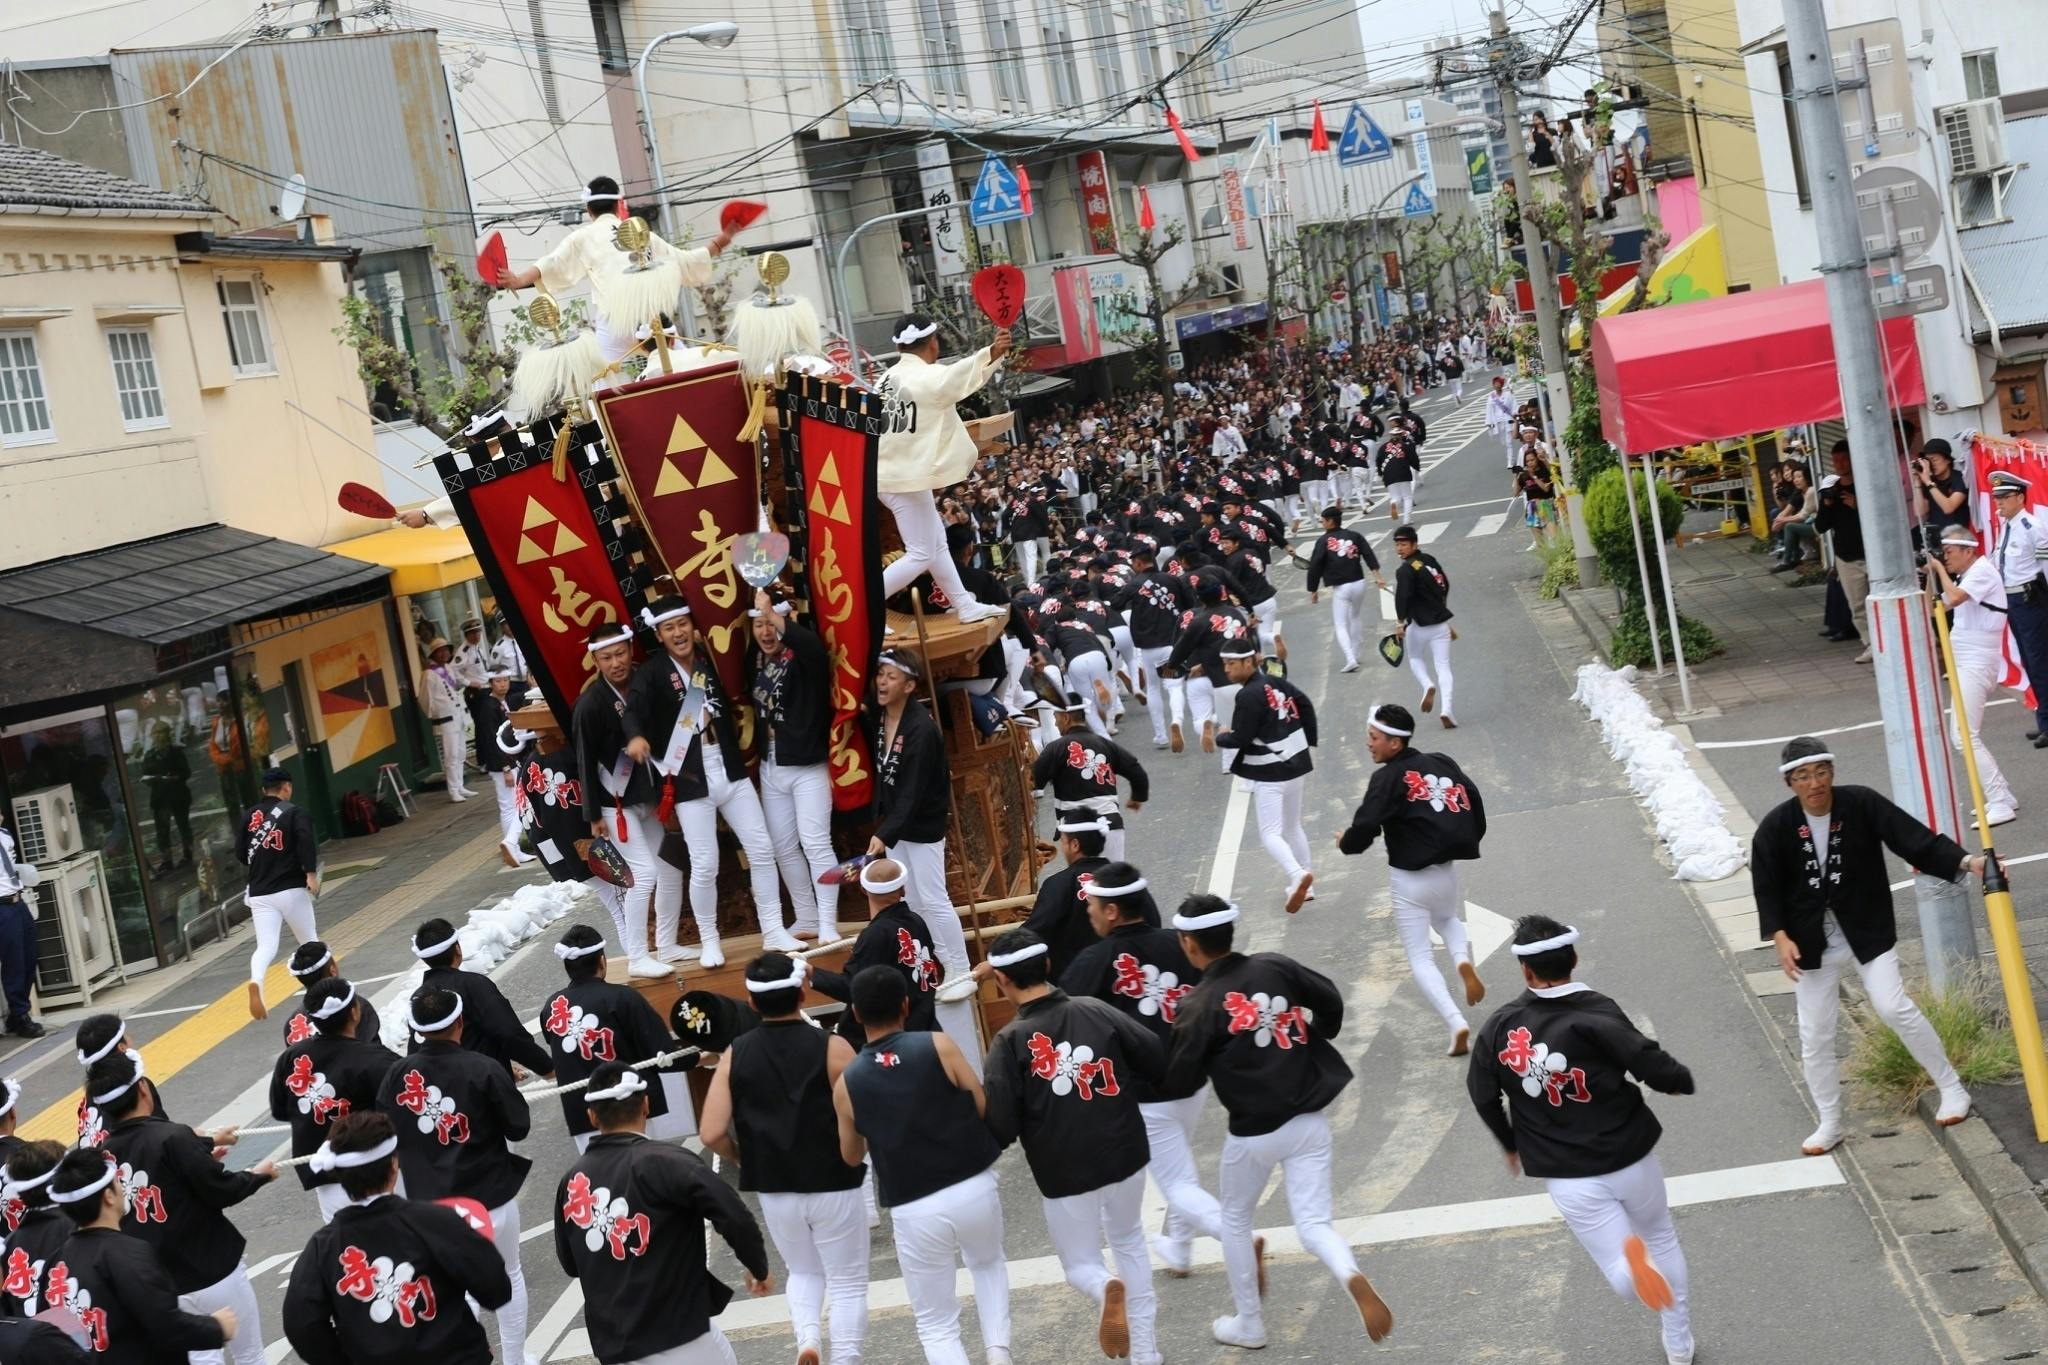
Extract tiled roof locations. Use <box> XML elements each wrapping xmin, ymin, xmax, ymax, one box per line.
<box><xmin>1960</xmin><ymin>113</ymin><xmax>2048</xmax><ymax>340</ymax></box>
<box><xmin>0</xmin><ymin>140</ymin><xmax>213</xmax><ymax>217</ymax></box>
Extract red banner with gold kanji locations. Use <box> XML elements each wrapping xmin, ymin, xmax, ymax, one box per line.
<box><xmin>786</xmin><ymin>376</ymin><xmax>885</xmax><ymax>812</ymax></box>
<box><xmin>594</xmin><ymin>361</ymin><xmax>761</xmax><ymax>717</ymax></box>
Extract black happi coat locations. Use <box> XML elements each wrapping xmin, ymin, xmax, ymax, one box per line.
<box><xmin>537</xmin><ymin>976</ymin><xmax>677</xmax><ymax>1137</ymax></box>
<box><xmin>418</xmin><ymin>964</ymin><xmax>555</xmax><ymax>1076</ymax></box>
<box><xmin>281</xmin><ymin>994</ymin><xmax>385</xmax><ymax>1052</ymax></box>
<box><xmin>747</xmin><ymin>621</ymin><xmax>834</xmax><ymax>768</ymax></box>
<box><xmin>283</xmin><ymin>1194</ymin><xmax>511</xmax><ymax>1365</ymax></box>
<box><xmin>574</xmin><ymin>674</ymin><xmax>656</xmax><ymax>822</ymax></box>
<box><xmin>984</xmin><ymin>990</ymin><xmax>1166</xmax><ymax>1199</ymax></box>
<box><xmin>1022</xmin><ymin>855</ymin><xmax>1112</xmax><ymax>983</ymax></box>
<box><xmin>1304</xmin><ymin>528</ymin><xmax>1378</xmax><ymax>591</ymax></box>
<box><xmin>0</xmin><ymin>1316</ymin><xmax>86</xmax><ymax>1363</ymax></box>
<box><xmin>378</xmin><ymin>1040</ymin><xmax>531</xmax><ymax>1210</ymax></box>
<box><xmin>1162</xmin><ymin>602</ymin><xmax>1252</xmax><ymax>681</ymax></box>
<box><xmin>1393</xmin><ymin>550</ymin><xmax>1453</xmax><ymax>627</ymax></box>
<box><xmin>867</xmin><ymin>699</ymin><xmax>950</xmax><ymax>845</ymax></box>
<box><xmin>1165</xmin><ymin>952</ymin><xmax>1350</xmax><ymax>1137</ymax></box>
<box><xmin>1468</xmin><ymin>985</ymin><xmax>1695</xmax><ymax>1179</ymax></box>
<box><xmin>269</xmin><ymin>1031</ymin><xmax>401</xmax><ymax>1189</ymax></box>
<box><xmin>554</xmin><ymin>1134</ymin><xmax>769</xmax><ymax>1365</ymax></box>
<box><xmin>1062</xmin><ymin>923</ymin><xmax>1203</xmax><ymax>1082</ymax></box>
<box><xmin>1118</xmin><ymin>570</ymin><xmax>1194</xmax><ymax>650</ymax></box>
<box><xmin>1031</xmin><ymin>727</ymin><xmax>1150</xmax><ymax>812</ymax></box>
<box><xmin>237</xmin><ymin>796</ymin><xmax>317</xmax><ymax>897</ymax></box>
<box><xmin>808</xmin><ymin>902</ymin><xmax>940</xmax><ymax>1043</ymax></box>
<box><xmin>1751</xmin><ymin>785</ymin><xmax>1968</xmax><ymax>969</ymax></box>
<box><xmin>514</xmin><ymin>750</ymin><xmax>597</xmax><ymax>884</ymax></box>
<box><xmin>40</xmin><ymin>1226</ymin><xmax>225</xmax><ymax>1362</ymax></box>
<box><xmin>624</xmin><ymin>649</ymin><xmax>748</xmax><ymax>800</ymax></box>
<box><xmin>102</xmin><ymin>1111</ymin><xmax>268</xmax><ymax>1293</ymax></box>
<box><xmin>1217</xmin><ymin>676</ymin><xmax>1318</xmax><ymax>782</ymax></box>
<box><xmin>1338</xmin><ymin>748</ymin><xmax>1487</xmax><ymax>870</ymax></box>
<box><xmin>0</xmin><ymin>1205</ymin><xmax>71</xmax><ymax>1316</ymax></box>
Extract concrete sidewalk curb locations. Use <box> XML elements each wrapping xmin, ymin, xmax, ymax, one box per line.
<box><xmin>1917</xmin><ymin>1087</ymin><xmax>2048</xmax><ymax>1301</ymax></box>
<box><xmin>1557</xmin><ymin>584</ymin><xmax>1616</xmax><ymax>670</ymax></box>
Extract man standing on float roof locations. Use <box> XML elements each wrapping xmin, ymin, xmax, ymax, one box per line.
<box><xmin>877</xmin><ymin>312</ymin><xmax>1012</xmax><ymax>625</ymax></box>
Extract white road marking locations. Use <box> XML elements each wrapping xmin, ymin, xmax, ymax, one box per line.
<box><xmin>1469</xmin><ymin>512</ymin><xmax>1509</xmax><ymax>538</ymax></box>
<box><xmin>1416</xmin><ymin>522</ymin><xmax>1449</xmax><ymax>545</ymax></box>
<box><xmin>1432</xmin><ymin>900</ymin><xmax>1513</xmax><ymax>962</ymax></box>
<box><xmin>123</xmin><ymin>1003</ymin><xmax>210</xmax><ymax>1021</ymax></box>
<box><xmin>1691</xmin><ymin>698</ymin><xmax>2013</xmax><ymax>749</ymax></box>
<box><xmin>247</xmin><ymin>1250</ymin><xmax>297</xmax><ymax>1280</ymax></box>
<box><xmin>558</xmin><ymin>1156</ymin><xmax>1846</xmax><ymax>1350</ymax></box>
<box><xmin>1208</xmin><ymin>778</ymin><xmax>1253</xmax><ymax>899</ymax></box>
<box><xmin>1378</xmin><ymin>586</ymin><xmax>1399</xmax><ymax>623</ymax></box>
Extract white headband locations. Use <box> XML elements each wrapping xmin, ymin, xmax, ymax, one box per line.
<box><xmin>90</xmin><ymin>1055</ymin><xmax>145</xmax><ymax>1107</ymax></box>
<box><xmin>581</xmin><ymin>188</ymin><xmax>620</xmax><ymax>204</ymax></box>
<box><xmin>587</xmin><ymin>626</ymin><xmax>635</xmax><ymax>652</ymax></box>
<box><xmin>49</xmin><ymin>1163</ymin><xmax>118</xmax><ymax>1205</ymax></box>
<box><xmin>0</xmin><ymin>1078</ymin><xmax>17</xmax><ymax>1120</ymax></box>
<box><xmin>408</xmin><ymin>995</ymin><xmax>464</xmax><ymax>1034</ymax></box>
<box><xmin>1218</xmin><ymin>646</ymin><xmax>1256</xmax><ymax>659</ymax></box>
<box><xmin>1081</xmin><ymin>873</ymin><xmax>1147</xmax><ymax>897</ymax></box>
<box><xmin>746</xmin><ymin>600</ymin><xmax>795</xmax><ymax>619</ymax></box>
<box><xmin>3</xmin><ymin>1166</ymin><xmax>58</xmax><ymax>1199</ymax></box>
<box><xmin>893</xmin><ymin>321</ymin><xmax>938</xmax><ymax>346</ymax></box>
<box><xmin>78</xmin><ymin>1024</ymin><xmax>125</xmax><ymax>1067</ymax></box>
<box><xmin>555</xmin><ymin>938</ymin><xmax>606</xmax><ymax>960</ymax></box>
<box><xmin>308</xmin><ymin>1135</ymin><xmax>399</xmax><ymax>1174</ymax></box>
<box><xmin>412</xmin><ymin>930</ymin><xmax>460</xmax><ymax>960</ymax></box>
<box><xmin>310</xmin><ymin>983</ymin><xmax>357</xmax><ymax>1021</ymax></box>
<box><xmin>293</xmin><ymin>947</ymin><xmax>333</xmax><ymax>976</ymax></box>
<box><xmin>642</xmin><ymin>602</ymin><xmax>692</xmax><ymax>628</ymax></box>
<box><xmin>586</xmin><ymin>1069</ymin><xmax>649</xmax><ymax>1103</ymax></box>
<box><xmin>1778</xmin><ymin>752</ymin><xmax>1835</xmax><ymax>773</ymax></box>
<box><xmin>745</xmin><ymin>962</ymin><xmax>807</xmax><ymax>993</ymax></box>
<box><xmin>1367</xmin><ymin>707</ymin><xmax>1411</xmax><ymax>738</ymax></box>
<box><xmin>1057</xmin><ymin>815</ymin><xmax>1109</xmax><ymax>834</ymax></box>
<box><xmin>1511</xmin><ymin>927</ymin><xmax>1580</xmax><ymax>956</ymax></box>
<box><xmin>1173</xmin><ymin>901</ymin><xmax>1241</xmax><ymax>931</ymax></box>
<box><xmin>987</xmin><ymin>942</ymin><xmax>1049</xmax><ymax>969</ymax></box>
<box><xmin>859</xmin><ymin>863</ymin><xmax>907</xmax><ymax>894</ymax></box>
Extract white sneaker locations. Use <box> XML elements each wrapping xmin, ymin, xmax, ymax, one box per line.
<box><xmin>1936</xmin><ymin>1086</ymin><xmax>1972</xmax><ymax>1126</ymax></box>
<box><xmin>699</xmin><ymin>939</ymin><xmax>726</xmax><ymax>969</ymax></box>
<box><xmin>986</xmin><ymin>1349</ymin><xmax>1013</xmax><ymax>1365</ymax></box>
<box><xmin>627</xmin><ymin>957</ymin><xmax>675</xmax><ymax>979</ymax></box>
<box><xmin>1151</xmin><ymin>1233</ymin><xmax>1192</xmax><ymax>1278</ymax></box>
<box><xmin>1666</xmin><ymin>1344</ymin><xmax>1696</xmax><ymax>1365</ymax></box>
<box><xmin>1211</xmin><ymin>1314</ymin><xmax>1267</xmax><ymax>1349</ymax></box>
<box><xmin>761</xmin><ymin>927</ymin><xmax>804</xmax><ymax>953</ymax></box>
<box><xmin>655</xmin><ymin>944</ymin><xmax>697</xmax><ymax>963</ymax></box>
<box><xmin>1801</xmin><ymin>1123</ymin><xmax>1843</xmax><ymax>1155</ymax></box>
<box><xmin>1987</xmin><ymin>804</ymin><xmax>2017</xmax><ymax>827</ymax></box>
<box><xmin>1341</xmin><ymin>660</ymin><xmax>1360</xmax><ymax>673</ymax></box>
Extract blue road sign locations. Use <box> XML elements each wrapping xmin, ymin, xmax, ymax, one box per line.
<box><xmin>1337</xmin><ymin>104</ymin><xmax>1393</xmax><ymax>166</ymax></box>
<box><xmin>969</xmin><ymin>155</ymin><xmax>1026</xmax><ymax>226</ymax></box>
<box><xmin>1402</xmin><ymin>182</ymin><xmax>1436</xmax><ymax>217</ymax></box>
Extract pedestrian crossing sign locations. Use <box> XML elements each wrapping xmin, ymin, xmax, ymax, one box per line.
<box><xmin>1338</xmin><ymin>104</ymin><xmax>1393</xmax><ymax>166</ymax></box>
<box><xmin>969</xmin><ymin>154</ymin><xmax>1027</xmax><ymax>226</ymax></box>
<box><xmin>1402</xmin><ymin>182</ymin><xmax>1436</xmax><ymax>217</ymax></box>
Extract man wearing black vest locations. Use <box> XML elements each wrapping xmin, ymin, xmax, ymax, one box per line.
<box><xmin>555</xmin><ymin>1061</ymin><xmax>771</xmax><ymax>1365</ymax></box>
<box><xmin>835</xmin><ymin>966</ymin><xmax>1011</xmax><ymax>1365</ymax></box>
<box><xmin>700</xmin><ymin>954</ymin><xmax>870</xmax><ymax>1365</ymax></box>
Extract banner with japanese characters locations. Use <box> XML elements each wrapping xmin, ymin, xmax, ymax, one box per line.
<box><xmin>781</xmin><ymin>373</ymin><xmax>886</xmax><ymax>813</ymax></box>
<box><xmin>435</xmin><ymin>416</ymin><xmax>650</xmax><ymax>727</ymax></box>
<box><xmin>594</xmin><ymin>360</ymin><xmax>761</xmax><ymax>724</ymax></box>
<box><xmin>1076</xmin><ymin>150</ymin><xmax>1118</xmax><ymax>254</ymax></box>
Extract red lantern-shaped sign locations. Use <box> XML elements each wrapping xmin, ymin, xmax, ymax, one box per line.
<box><xmin>971</xmin><ymin>265</ymin><xmax>1027</xmax><ymax>330</ymax></box>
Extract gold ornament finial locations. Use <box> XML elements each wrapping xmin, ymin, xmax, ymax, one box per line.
<box><xmin>615</xmin><ymin>215</ymin><xmax>652</xmax><ymax>256</ymax></box>
<box><xmin>529</xmin><ymin>291</ymin><xmax>563</xmax><ymax>338</ymax></box>
<box><xmin>759</xmin><ymin>251</ymin><xmax>790</xmax><ymax>297</ymax></box>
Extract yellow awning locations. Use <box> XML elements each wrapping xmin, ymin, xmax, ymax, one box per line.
<box><xmin>322</xmin><ymin>523</ymin><xmax>480</xmax><ymax>597</ymax></box>
<box><xmin>1570</xmin><ymin>223</ymin><xmax>1729</xmax><ymax>349</ymax></box>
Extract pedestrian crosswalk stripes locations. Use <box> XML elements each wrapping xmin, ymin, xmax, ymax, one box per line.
<box><xmin>1470</xmin><ymin>512</ymin><xmax>1510</xmax><ymax>537</ymax></box>
<box><xmin>1417</xmin><ymin>522</ymin><xmax>1449</xmax><ymax>544</ymax></box>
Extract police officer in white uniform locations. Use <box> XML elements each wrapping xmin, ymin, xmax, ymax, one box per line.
<box><xmin>1927</xmin><ymin>523</ymin><xmax>2018</xmax><ymax>824</ymax></box>
<box><xmin>420</xmin><ymin>638</ymin><xmax>475</xmax><ymax>803</ymax></box>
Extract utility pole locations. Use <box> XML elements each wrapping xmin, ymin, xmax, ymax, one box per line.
<box><xmin>1782</xmin><ymin>0</ymin><xmax>1975</xmax><ymax>982</ymax></box>
<box><xmin>1489</xmin><ymin>5</ymin><xmax>1596</xmax><ymax>582</ymax></box>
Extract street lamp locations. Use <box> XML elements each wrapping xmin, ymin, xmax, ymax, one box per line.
<box><xmin>634</xmin><ymin>21</ymin><xmax>745</xmax><ymax>335</ymax></box>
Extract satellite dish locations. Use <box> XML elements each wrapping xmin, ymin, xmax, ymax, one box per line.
<box><xmin>278</xmin><ymin>173</ymin><xmax>307</xmax><ymax>222</ymax></box>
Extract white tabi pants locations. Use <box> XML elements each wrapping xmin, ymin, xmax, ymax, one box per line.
<box><xmin>179</xmin><ymin>1261</ymin><xmax>264</xmax><ymax>1365</ymax></box>
<box><xmin>761</xmin><ymin>759</ymin><xmax>840</xmax><ymax>939</ymax></box>
<box><xmin>1331</xmin><ymin>580</ymin><xmax>1369</xmax><ymax>668</ymax></box>
<box><xmin>1390</xmin><ymin>862</ymin><xmax>1471</xmax><ymax>1033</ymax></box>
<box><xmin>1186</xmin><ymin>676</ymin><xmax>1217</xmax><ymax>742</ymax></box>
<box><xmin>1110</xmin><ymin>622</ymin><xmax>1139</xmax><ymax>696</ymax></box>
<box><xmin>1948</xmin><ymin>639</ymin><xmax>2016</xmax><ymax>812</ymax></box>
<box><xmin>614</xmin><ymin>803</ymin><xmax>681</xmax><ymax>960</ymax></box>
<box><xmin>1137</xmin><ymin>645</ymin><xmax>1181</xmax><ymax>746</ymax></box>
<box><xmin>888</xmin><ymin>838</ymin><xmax>981</xmax><ymax>1073</ymax></box>
<box><xmin>1255</xmin><ymin>610</ymin><xmax>1282</xmax><ymax>657</ymax></box>
<box><xmin>1451</xmin><ymin>375</ymin><xmax>1465</xmax><ymax>402</ymax></box>
<box><xmin>581</xmin><ymin>875</ymin><xmax>632</xmax><ymax>962</ymax></box>
<box><xmin>999</xmin><ymin>636</ymin><xmax>1030</xmax><ymax>712</ymax></box>
<box><xmin>487</xmin><ymin>1196</ymin><xmax>531</xmax><ymax>1365</ymax></box>
<box><xmin>890</xmin><ymin>1168</ymin><xmax>1010</xmax><ymax>1365</ymax></box>
<box><xmin>1251</xmin><ymin>777</ymin><xmax>1312</xmax><ymax>884</ymax></box>
<box><xmin>1041</xmin><ymin>1169</ymin><xmax>1158</xmax><ymax>1364</ymax></box>
<box><xmin>761</xmin><ymin>1187</ymin><xmax>871</xmax><ymax>1364</ymax></box>
<box><xmin>1385</xmin><ymin>479</ymin><xmax>1414</xmax><ymax>522</ymax></box>
<box><xmin>677</xmin><ymin>754</ymin><xmax>788</xmax><ymax>948</ymax></box>
<box><xmin>1546</xmin><ymin>1152</ymin><xmax>1693</xmax><ymax>1360</ymax></box>
<box><xmin>246</xmin><ymin>887</ymin><xmax>317</xmax><ymax>988</ymax></box>
<box><xmin>435</xmin><ymin>717</ymin><xmax>468</xmax><ymax>796</ymax></box>
<box><xmin>615</xmin><ymin>1329</ymin><xmax>740</xmax><ymax>1365</ymax></box>
<box><xmin>881</xmin><ymin>489</ymin><xmax>985</xmax><ymax>614</ymax></box>
<box><xmin>1211</xmin><ymin>683</ymin><xmax>1242</xmax><ymax>773</ymax></box>
<box><xmin>1405</xmin><ymin>620</ymin><xmax>1454</xmax><ymax>719</ymax></box>
<box><xmin>1217</xmin><ymin>1112</ymin><xmax>1357</xmax><ymax>1326</ymax></box>
<box><xmin>491</xmin><ymin>772</ymin><xmax>529</xmax><ymax>862</ymax></box>
<box><xmin>1795</xmin><ymin>918</ymin><xmax>1961</xmax><ymax>1129</ymax></box>
<box><xmin>1330</xmin><ymin>470</ymin><xmax>1353</xmax><ymax>508</ymax></box>
<box><xmin>1065</xmin><ymin>650</ymin><xmax>1115</xmax><ymax>736</ymax></box>
<box><xmin>1142</xmin><ymin>1089</ymin><xmax>1223</xmax><ymax>1254</ymax></box>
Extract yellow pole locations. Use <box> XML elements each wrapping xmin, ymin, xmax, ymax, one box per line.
<box><xmin>1931</xmin><ymin>595</ymin><xmax>2048</xmax><ymax>1141</ymax></box>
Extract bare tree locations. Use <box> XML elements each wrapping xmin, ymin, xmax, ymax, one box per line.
<box><xmin>1107</xmin><ymin>220</ymin><xmax>1215</xmax><ymax>427</ymax></box>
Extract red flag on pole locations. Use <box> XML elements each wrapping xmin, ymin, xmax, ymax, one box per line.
<box><xmin>1138</xmin><ymin>186</ymin><xmax>1156</xmax><ymax>233</ymax></box>
<box><xmin>1164</xmin><ymin>106</ymin><xmax>1200</xmax><ymax>162</ymax></box>
<box><xmin>1310</xmin><ymin>102</ymin><xmax>1330</xmax><ymax>153</ymax></box>
<box><xmin>1016</xmin><ymin>162</ymin><xmax>1033</xmax><ymax>215</ymax></box>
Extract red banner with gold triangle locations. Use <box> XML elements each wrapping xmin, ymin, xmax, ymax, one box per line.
<box><xmin>593</xmin><ymin>361</ymin><xmax>762</xmax><ymax>721</ymax></box>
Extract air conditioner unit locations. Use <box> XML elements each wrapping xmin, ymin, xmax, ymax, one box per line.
<box><xmin>30</xmin><ymin>852</ymin><xmax>119</xmax><ymax>1003</ymax></box>
<box><xmin>1941</xmin><ymin>98</ymin><xmax>2008</xmax><ymax>178</ymax></box>
<box><xmin>11</xmin><ymin>785</ymin><xmax>82</xmax><ymax>864</ymax></box>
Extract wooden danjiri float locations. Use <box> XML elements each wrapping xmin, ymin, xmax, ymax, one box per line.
<box><xmin>431</xmin><ymin>253</ymin><xmax>1043</xmax><ymax>1071</ymax></box>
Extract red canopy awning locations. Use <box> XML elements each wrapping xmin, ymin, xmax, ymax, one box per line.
<box><xmin>1591</xmin><ymin>278</ymin><xmax>1925</xmax><ymax>455</ymax></box>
